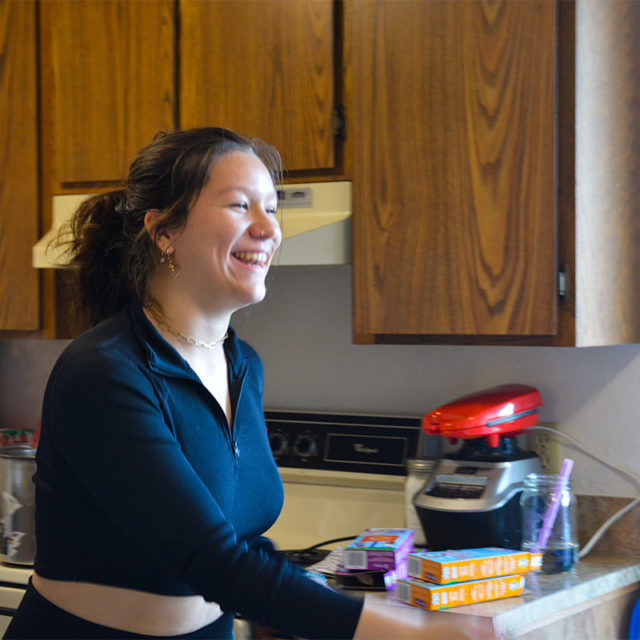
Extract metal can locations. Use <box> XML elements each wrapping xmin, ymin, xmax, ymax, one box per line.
<box><xmin>0</xmin><ymin>445</ymin><xmax>36</xmax><ymax>565</ymax></box>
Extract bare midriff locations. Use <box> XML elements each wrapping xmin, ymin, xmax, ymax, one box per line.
<box><xmin>32</xmin><ymin>573</ymin><xmax>224</xmax><ymax>636</ymax></box>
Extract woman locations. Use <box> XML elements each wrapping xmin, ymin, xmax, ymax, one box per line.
<box><xmin>5</xmin><ymin>128</ymin><xmax>494</xmax><ymax>640</ymax></box>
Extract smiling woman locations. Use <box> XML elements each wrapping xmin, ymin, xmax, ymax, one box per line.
<box><xmin>5</xmin><ymin>128</ymin><xmax>496</xmax><ymax>640</ymax></box>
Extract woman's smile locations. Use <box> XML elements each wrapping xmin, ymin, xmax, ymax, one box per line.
<box><xmin>231</xmin><ymin>250</ymin><xmax>270</xmax><ymax>268</ymax></box>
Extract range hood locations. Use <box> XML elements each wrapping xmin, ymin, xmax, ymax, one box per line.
<box><xmin>33</xmin><ymin>181</ymin><xmax>351</xmax><ymax>268</ymax></box>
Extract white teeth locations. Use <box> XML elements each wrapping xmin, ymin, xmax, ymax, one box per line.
<box><xmin>233</xmin><ymin>251</ymin><xmax>268</xmax><ymax>265</ymax></box>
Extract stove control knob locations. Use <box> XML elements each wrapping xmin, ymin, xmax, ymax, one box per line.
<box><xmin>293</xmin><ymin>433</ymin><xmax>318</xmax><ymax>459</ymax></box>
<box><xmin>269</xmin><ymin>431</ymin><xmax>289</xmax><ymax>457</ymax></box>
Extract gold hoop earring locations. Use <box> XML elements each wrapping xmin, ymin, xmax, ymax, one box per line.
<box><xmin>160</xmin><ymin>247</ymin><xmax>176</xmax><ymax>272</ymax></box>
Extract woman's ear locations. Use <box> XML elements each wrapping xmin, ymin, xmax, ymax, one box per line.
<box><xmin>144</xmin><ymin>210</ymin><xmax>172</xmax><ymax>251</ymax></box>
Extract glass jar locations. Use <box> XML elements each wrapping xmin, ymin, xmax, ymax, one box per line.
<box><xmin>405</xmin><ymin>457</ymin><xmax>436</xmax><ymax>547</ymax></box>
<box><xmin>520</xmin><ymin>473</ymin><xmax>578</xmax><ymax>573</ymax></box>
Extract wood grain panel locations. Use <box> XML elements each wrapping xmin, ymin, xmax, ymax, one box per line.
<box><xmin>179</xmin><ymin>0</ymin><xmax>335</xmax><ymax>172</ymax></box>
<box><xmin>351</xmin><ymin>0</ymin><xmax>556</xmax><ymax>337</ymax></box>
<box><xmin>0</xmin><ymin>0</ymin><xmax>39</xmax><ymax>330</ymax></box>
<box><xmin>41</xmin><ymin>0</ymin><xmax>175</xmax><ymax>185</ymax></box>
<box><xmin>574</xmin><ymin>0</ymin><xmax>640</xmax><ymax>345</ymax></box>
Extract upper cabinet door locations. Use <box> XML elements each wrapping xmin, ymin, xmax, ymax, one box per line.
<box><xmin>179</xmin><ymin>0</ymin><xmax>338</xmax><ymax>173</ymax></box>
<box><xmin>40</xmin><ymin>0</ymin><xmax>176</xmax><ymax>187</ymax></box>
<box><xmin>0</xmin><ymin>0</ymin><xmax>39</xmax><ymax>331</ymax></box>
<box><xmin>350</xmin><ymin>0</ymin><xmax>557</xmax><ymax>340</ymax></box>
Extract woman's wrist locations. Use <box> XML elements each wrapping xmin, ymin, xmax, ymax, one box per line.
<box><xmin>353</xmin><ymin>597</ymin><xmax>498</xmax><ymax>640</ymax></box>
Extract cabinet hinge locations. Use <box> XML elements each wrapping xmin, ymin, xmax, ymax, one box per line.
<box><xmin>558</xmin><ymin>267</ymin><xmax>567</xmax><ymax>300</ymax></box>
<box><xmin>333</xmin><ymin>106</ymin><xmax>346</xmax><ymax>141</ymax></box>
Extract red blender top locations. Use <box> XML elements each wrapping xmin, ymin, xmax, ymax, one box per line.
<box><xmin>422</xmin><ymin>384</ymin><xmax>542</xmax><ymax>448</ymax></box>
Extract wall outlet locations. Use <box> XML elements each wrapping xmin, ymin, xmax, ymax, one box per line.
<box><xmin>527</xmin><ymin>421</ymin><xmax>563</xmax><ymax>472</ymax></box>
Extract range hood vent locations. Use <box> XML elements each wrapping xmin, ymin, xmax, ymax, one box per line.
<box><xmin>33</xmin><ymin>181</ymin><xmax>351</xmax><ymax>268</ymax></box>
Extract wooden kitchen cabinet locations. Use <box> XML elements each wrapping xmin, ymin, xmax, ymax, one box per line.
<box><xmin>0</xmin><ymin>0</ymin><xmax>40</xmax><ymax>332</ymax></box>
<box><xmin>38</xmin><ymin>0</ymin><xmax>176</xmax><ymax>189</ymax></box>
<box><xmin>37</xmin><ymin>0</ymin><xmax>176</xmax><ymax>338</ymax></box>
<box><xmin>39</xmin><ymin>0</ymin><xmax>343</xmax><ymax>190</ymax></box>
<box><xmin>349</xmin><ymin>0</ymin><xmax>640</xmax><ymax>346</ymax></box>
<box><xmin>179</xmin><ymin>0</ymin><xmax>341</xmax><ymax>175</ymax></box>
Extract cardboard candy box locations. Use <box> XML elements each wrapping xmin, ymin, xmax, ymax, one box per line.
<box><xmin>396</xmin><ymin>574</ymin><xmax>526</xmax><ymax>610</ymax></box>
<box><xmin>342</xmin><ymin>528</ymin><xmax>414</xmax><ymax>572</ymax></box>
<box><xmin>407</xmin><ymin>547</ymin><xmax>541</xmax><ymax>584</ymax></box>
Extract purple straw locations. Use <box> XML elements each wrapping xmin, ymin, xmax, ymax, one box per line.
<box><xmin>534</xmin><ymin>458</ymin><xmax>574</xmax><ymax>552</ymax></box>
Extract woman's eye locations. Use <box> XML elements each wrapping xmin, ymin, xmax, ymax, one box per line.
<box><xmin>266</xmin><ymin>207</ymin><xmax>278</xmax><ymax>216</ymax></box>
<box><xmin>232</xmin><ymin>202</ymin><xmax>249</xmax><ymax>210</ymax></box>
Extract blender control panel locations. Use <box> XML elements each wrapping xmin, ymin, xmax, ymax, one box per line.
<box><xmin>427</xmin><ymin>466</ymin><xmax>489</xmax><ymax>499</ymax></box>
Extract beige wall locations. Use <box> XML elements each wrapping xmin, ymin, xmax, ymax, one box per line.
<box><xmin>2</xmin><ymin>266</ymin><xmax>640</xmax><ymax>498</ymax></box>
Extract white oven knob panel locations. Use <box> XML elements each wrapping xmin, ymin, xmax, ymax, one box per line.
<box><xmin>265</xmin><ymin>411</ymin><xmax>428</xmax><ymax>476</ymax></box>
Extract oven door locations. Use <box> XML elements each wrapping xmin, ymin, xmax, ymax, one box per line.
<box><xmin>0</xmin><ymin>583</ymin><xmax>27</xmax><ymax>634</ymax></box>
<box><xmin>265</xmin><ymin>467</ymin><xmax>405</xmax><ymax>551</ymax></box>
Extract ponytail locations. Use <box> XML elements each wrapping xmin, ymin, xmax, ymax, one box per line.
<box><xmin>55</xmin><ymin>189</ymin><xmax>153</xmax><ymax>326</ymax></box>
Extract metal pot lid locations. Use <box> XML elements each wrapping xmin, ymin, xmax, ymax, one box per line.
<box><xmin>0</xmin><ymin>445</ymin><xmax>36</xmax><ymax>460</ymax></box>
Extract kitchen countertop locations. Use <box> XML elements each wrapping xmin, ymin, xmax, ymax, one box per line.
<box><xmin>367</xmin><ymin>553</ymin><xmax>640</xmax><ymax>639</ymax></box>
<box><xmin>4</xmin><ymin>554</ymin><xmax>640</xmax><ymax>638</ymax></box>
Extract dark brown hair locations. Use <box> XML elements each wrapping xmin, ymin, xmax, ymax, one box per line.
<box><xmin>57</xmin><ymin>127</ymin><xmax>282</xmax><ymax>326</ymax></box>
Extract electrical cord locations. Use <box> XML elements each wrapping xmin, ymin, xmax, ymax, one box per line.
<box><xmin>280</xmin><ymin>536</ymin><xmax>359</xmax><ymax>568</ymax></box>
<box><xmin>300</xmin><ymin>535</ymin><xmax>358</xmax><ymax>550</ymax></box>
<box><xmin>524</xmin><ymin>425</ymin><xmax>640</xmax><ymax>559</ymax></box>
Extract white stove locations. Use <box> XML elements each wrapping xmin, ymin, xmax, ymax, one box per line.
<box><xmin>262</xmin><ymin>411</ymin><xmax>435</xmax><ymax>557</ymax></box>
<box><xmin>0</xmin><ymin>562</ymin><xmax>31</xmax><ymax>634</ymax></box>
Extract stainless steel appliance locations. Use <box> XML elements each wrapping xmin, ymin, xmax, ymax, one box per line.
<box><xmin>0</xmin><ymin>441</ymin><xmax>36</xmax><ymax>632</ymax></box>
<box><xmin>414</xmin><ymin>385</ymin><xmax>544</xmax><ymax>551</ymax></box>
<box><xmin>0</xmin><ymin>445</ymin><xmax>36</xmax><ymax>565</ymax></box>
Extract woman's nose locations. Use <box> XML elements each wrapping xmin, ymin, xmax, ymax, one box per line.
<box><xmin>250</xmin><ymin>207</ymin><xmax>281</xmax><ymax>240</ymax></box>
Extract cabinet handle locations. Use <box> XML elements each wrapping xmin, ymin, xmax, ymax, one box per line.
<box><xmin>558</xmin><ymin>267</ymin><xmax>567</xmax><ymax>300</ymax></box>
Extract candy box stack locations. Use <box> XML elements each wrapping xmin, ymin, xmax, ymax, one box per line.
<box><xmin>342</xmin><ymin>528</ymin><xmax>414</xmax><ymax>572</ymax></box>
<box><xmin>396</xmin><ymin>548</ymin><xmax>539</xmax><ymax>611</ymax></box>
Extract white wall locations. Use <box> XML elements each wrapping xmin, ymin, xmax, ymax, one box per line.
<box><xmin>2</xmin><ymin>265</ymin><xmax>639</xmax><ymax>498</ymax></box>
<box><xmin>232</xmin><ymin>266</ymin><xmax>640</xmax><ymax>499</ymax></box>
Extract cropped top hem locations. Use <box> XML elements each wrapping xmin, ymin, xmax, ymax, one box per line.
<box><xmin>33</xmin><ymin>568</ymin><xmax>197</xmax><ymax>598</ymax></box>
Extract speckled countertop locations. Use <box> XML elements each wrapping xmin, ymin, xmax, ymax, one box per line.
<box><xmin>367</xmin><ymin>554</ymin><xmax>640</xmax><ymax>639</ymax></box>
<box><xmin>441</xmin><ymin>554</ymin><xmax>640</xmax><ymax>637</ymax></box>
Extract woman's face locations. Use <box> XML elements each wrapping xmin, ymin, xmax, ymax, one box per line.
<box><xmin>165</xmin><ymin>150</ymin><xmax>282</xmax><ymax>313</ymax></box>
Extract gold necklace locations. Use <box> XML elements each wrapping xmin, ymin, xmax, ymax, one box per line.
<box><xmin>146</xmin><ymin>307</ymin><xmax>228</xmax><ymax>349</ymax></box>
